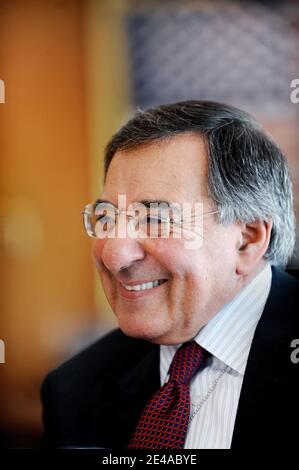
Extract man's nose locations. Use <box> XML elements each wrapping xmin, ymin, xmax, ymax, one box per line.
<box><xmin>101</xmin><ymin>237</ymin><xmax>145</xmax><ymax>273</ymax></box>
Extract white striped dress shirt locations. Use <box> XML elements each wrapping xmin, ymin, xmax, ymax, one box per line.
<box><xmin>160</xmin><ymin>264</ymin><xmax>272</xmax><ymax>449</ymax></box>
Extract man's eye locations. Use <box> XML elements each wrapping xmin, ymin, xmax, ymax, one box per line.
<box><xmin>146</xmin><ymin>215</ymin><xmax>163</xmax><ymax>224</ymax></box>
<box><xmin>95</xmin><ymin>214</ymin><xmax>114</xmax><ymax>229</ymax></box>
<box><xmin>96</xmin><ymin>214</ymin><xmax>108</xmax><ymax>221</ymax></box>
<box><xmin>95</xmin><ymin>212</ymin><xmax>115</xmax><ymax>222</ymax></box>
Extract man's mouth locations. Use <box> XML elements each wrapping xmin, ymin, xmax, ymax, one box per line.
<box><xmin>121</xmin><ymin>279</ymin><xmax>168</xmax><ymax>291</ymax></box>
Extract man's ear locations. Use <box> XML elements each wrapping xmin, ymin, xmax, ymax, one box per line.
<box><xmin>236</xmin><ymin>219</ymin><xmax>273</xmax><ymax>276</ymax></box>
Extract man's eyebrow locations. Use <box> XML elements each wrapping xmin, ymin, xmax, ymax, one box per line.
<box><xmin>94</xmin><ymin>198</ymin><xmax>172</xmax><ymax>208</ymax></box>
<box><xmin>95</xmin><ymin>198</ymin><xmax>117</xmax><ymax>207</ymax></box>
<box><xmin>139</xmin><ymin>199</ymin><xmax>171</xmax><ymax>207</ymax></box>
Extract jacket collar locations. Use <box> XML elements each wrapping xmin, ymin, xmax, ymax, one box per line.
<box><xmin>91</xmin><ymin>342</ymin><xmax>160</xmax><ymax>448</ymax></box>
<box><xmin>231</xmin><ymin>266</ymin><xmax>298</xmax><ymax>448</ymax></box>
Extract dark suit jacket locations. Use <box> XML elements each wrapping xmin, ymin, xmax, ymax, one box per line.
<box><xmin>41</xmin><ymin>267</ymin><xmax>299</xmax><ymax>449</ymax></box>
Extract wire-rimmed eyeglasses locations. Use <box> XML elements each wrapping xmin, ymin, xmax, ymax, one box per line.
<box><xmin>81</xmin><ymin>200</ymin><xmax>219</xmax><ymax>239</ymax></box>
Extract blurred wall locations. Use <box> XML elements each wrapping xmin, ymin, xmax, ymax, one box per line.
<box><xmin>0</xmin><ymin>0</ymin><xmax>132</xmax><ymax>446</ymax></box>
<box><xmin>0</xmin><ymin>0</ymin><xmax>94</xmax><ymax>446</ymax></box>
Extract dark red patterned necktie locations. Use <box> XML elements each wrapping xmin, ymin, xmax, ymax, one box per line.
<box><xmin>128</xmin><ymin>341</ymin><xmax>206</xmax><ymax>449</ymax></box>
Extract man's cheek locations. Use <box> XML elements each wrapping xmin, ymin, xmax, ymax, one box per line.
<box><xmin>168</xmin><ymin>249</ymin><xmax>202</xmax><ymax>274</ymax></box>
<box><xmin>100</xmin><ymin>273</ymin><xmax>117</xmax><ymax>306</ymax></box>
<box><xmin>92</xmin><ymin>240</ymin><xmax>106</xmax><ymax>269</ymax></box>
<box><xmin>150</xmin><ymin>239</ymin><xmax>194</xmax><ymax>271</ymax></box>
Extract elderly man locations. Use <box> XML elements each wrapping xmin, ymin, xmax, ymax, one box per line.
<box><xmin>41</xmin><ymin>101</ymin><xmax>298</xmax><ymax>449</ymax></box>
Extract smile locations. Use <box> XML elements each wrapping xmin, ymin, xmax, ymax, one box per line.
<box><xmin>121</xmin><ymin>279</ymin><xmax>167</xmax><ymax>291</ymax></box>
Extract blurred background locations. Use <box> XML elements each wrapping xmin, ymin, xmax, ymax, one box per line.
<box><xmin>0</xmin><ymin>0</ymin><xmax>298</xmax><ymax>448</ymax></box>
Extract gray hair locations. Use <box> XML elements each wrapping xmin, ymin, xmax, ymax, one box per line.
<box><xmin>104</xmin><ymin>100</ymin><xmax>296</xmax><ymax>267</ymax></box>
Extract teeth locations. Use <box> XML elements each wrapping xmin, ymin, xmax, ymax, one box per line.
<box><xmin>122</xmin><ymin>279</ymin><xmax>165</xmax><ymax>291</ymax></box>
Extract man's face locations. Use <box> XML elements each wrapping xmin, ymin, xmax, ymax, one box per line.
<box><xmin>93</xmin><ymin>134</ymin><xmax>243</xmax><ymax>345</ymax></box>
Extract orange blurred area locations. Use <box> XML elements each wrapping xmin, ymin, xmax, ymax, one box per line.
<box><xmin>0</xmin><ymin>0</ymin><xmax>298</xmax><ymax>448</ymax></box>
<box><xmin>0</xmin><ymin>0</ymin><xmax>125</xmax><ymax>447</ymax></box>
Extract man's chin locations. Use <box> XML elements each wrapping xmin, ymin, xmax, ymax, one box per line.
<box><xmin>117</xmin><ymin>320</ymin><xmax>183</xmax><ymax>345</ymax></box>
<box><xmin>117</xmin><ymin>318</ymin><xmax>169</xmax><ymax>344</ymax></box>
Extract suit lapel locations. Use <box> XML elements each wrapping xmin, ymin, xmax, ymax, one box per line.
<box><xmin>231</xmin><ymin>267</ymin><xmax>298</xmax><ymax>448</ymax></box>
<box><xmin>231</xmin><ymin>336</ymin><xmax>292</xmax><ymax>448</ymax></box>
<box><xmin>91</xmin><ymin>342</ymin><xmax>160</xmax><ymax>448</ymax></box>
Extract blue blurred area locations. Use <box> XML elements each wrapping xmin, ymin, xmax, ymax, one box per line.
<box><xmin>127</xmin><ymin>0</ymin><xmax>299</xmax><ymax>117</ymax></box>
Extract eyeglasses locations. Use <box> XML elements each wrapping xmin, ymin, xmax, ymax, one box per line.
<box><xmin>82</xmin><ymin>201</ymin><xmax>219</xmax><ymax>240</ymax></box>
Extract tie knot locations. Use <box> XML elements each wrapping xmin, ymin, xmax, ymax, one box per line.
<box><xmin>169</xmin><ymin>341</ymin><xmax>206</xmax><ymax>385</ymax></box>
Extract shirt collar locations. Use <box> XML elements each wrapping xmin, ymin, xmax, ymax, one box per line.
<box><xmin>193</xmin><ymin>263</ymin><xmax>272</xmax><ymax>375</ymax></box>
